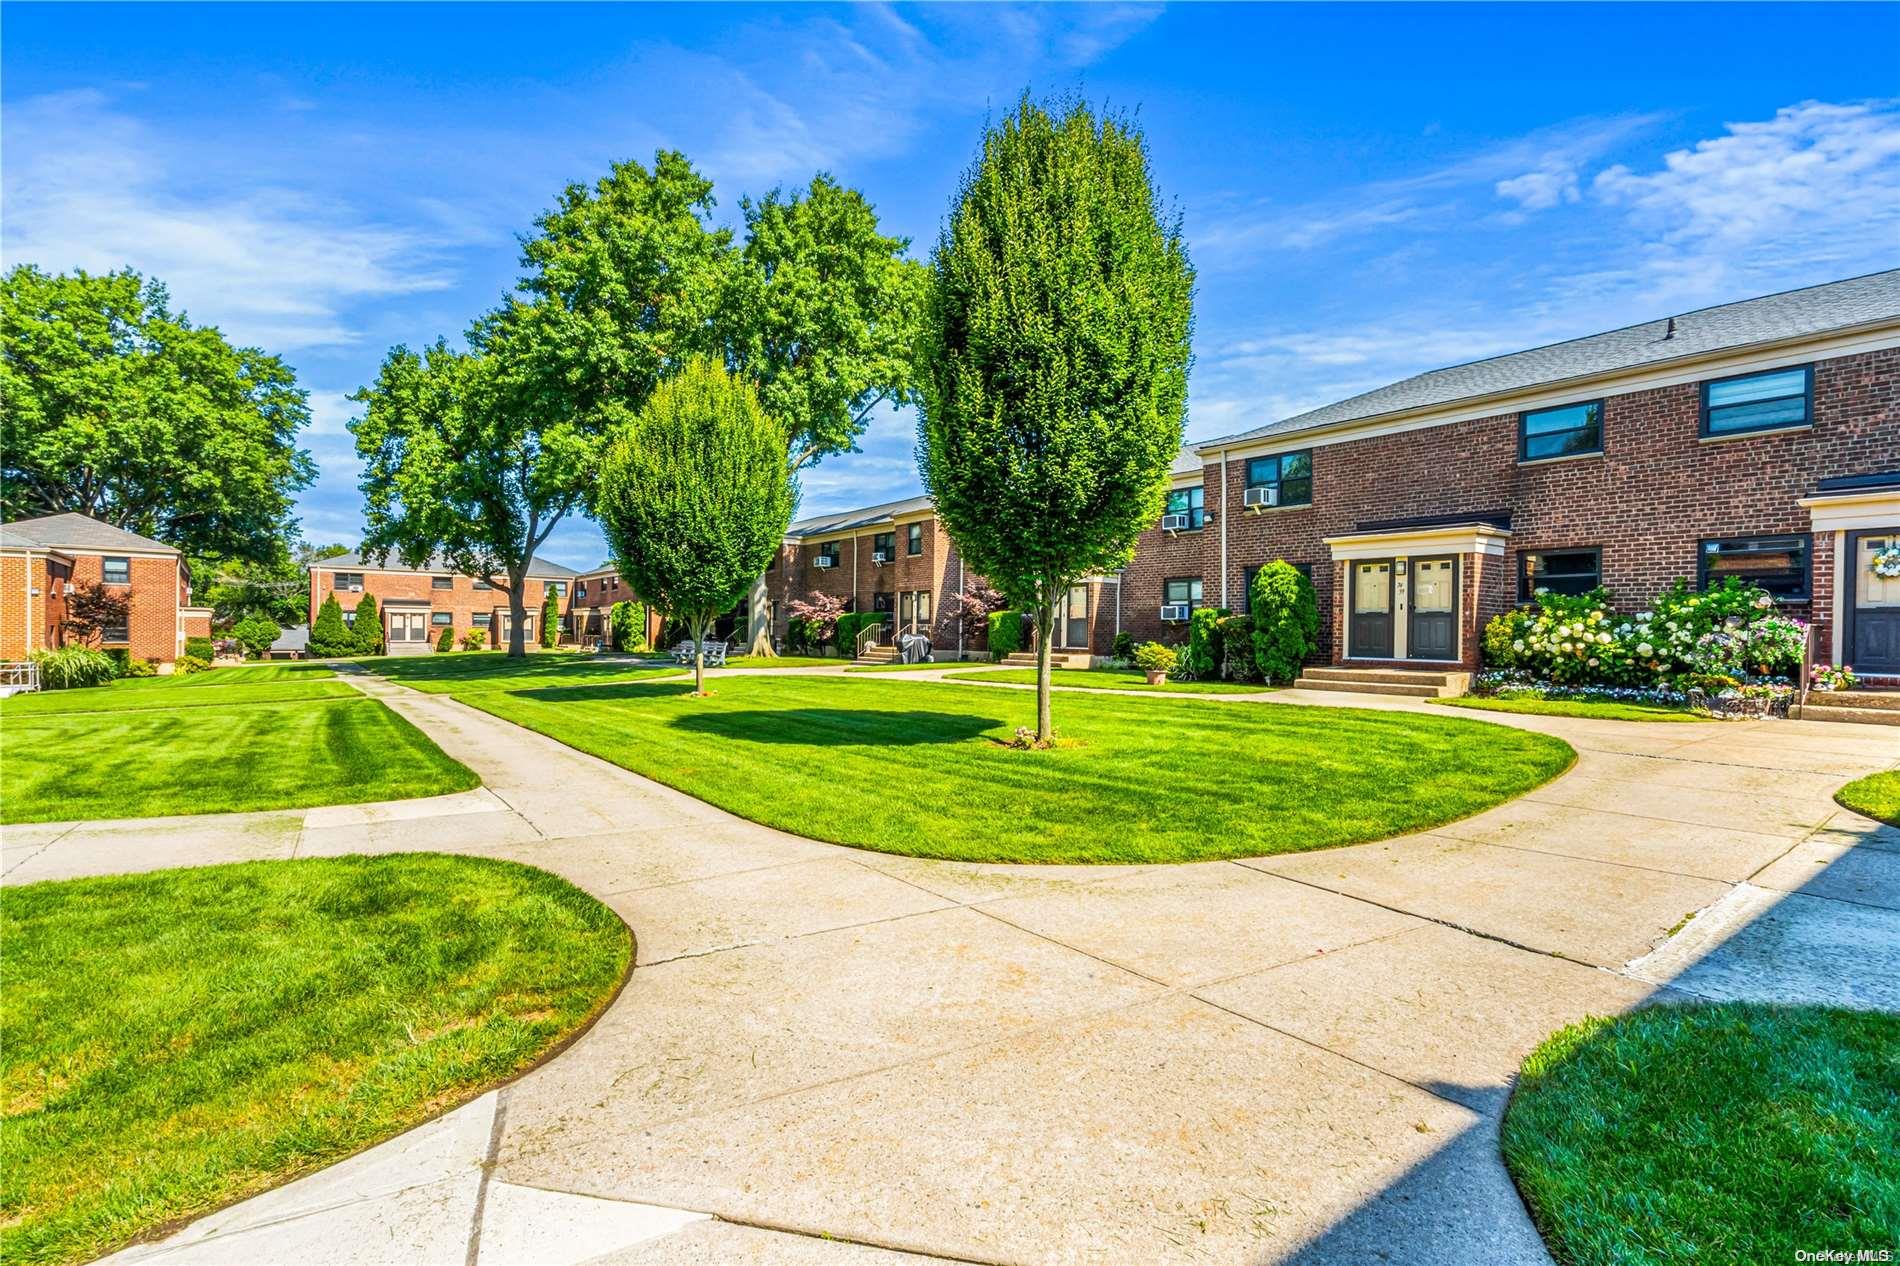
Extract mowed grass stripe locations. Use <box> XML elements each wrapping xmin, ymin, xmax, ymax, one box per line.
<box><xmin>461</xmin><ymin>675</ymin><xmax>1573</xmax><ymax>864</ymax></box>
<box><xmin>1</xmin><ymin>680</ymin><xmax>359</xmax><ymax>716</ymax></box>
<box><xmin>1</xmin><ymin>697</ymin><xmax>478</xmax><ymax>823</ymax></box>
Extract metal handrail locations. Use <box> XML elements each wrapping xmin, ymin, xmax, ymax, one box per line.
<box><xmin>856</xmin><ymin>623</ymin><xmax>880</xmax><ymax>656</ymax></box>
<box><xmin>0</xmin><ymin>661</ymin><xmax>42</xmax><ymax>694</ymax></box>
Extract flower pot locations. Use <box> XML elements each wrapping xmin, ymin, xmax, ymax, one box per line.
<box><xmin>1145</xmin><ymin>670</ymin><xmax>1168</xmax><ymax>685</ymax></box>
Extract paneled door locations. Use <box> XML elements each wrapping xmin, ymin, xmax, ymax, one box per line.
<box><xmin>390</xmin><ymin>611</ymin><xmax>427</xmax><ymax>644</ymax></box>
<box><xmin>1349</xmin><ymin>561</ymin><xmax>1394</xmax><ymax>658</ymax></box>
<box><xmin>1848</xmin><ymin>529</ymin><xmax>1900</xmax><ymax>676</ymax></box>
<box><xmin>1407</xmin><ymin>557</ymin><xmax>1458</xmax><ymax>660</ymax></box>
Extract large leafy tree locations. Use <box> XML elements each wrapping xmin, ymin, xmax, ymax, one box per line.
<box><xmin>197</xmin><ymin>539</ymin><xmax>348</xmax><ymax>626</ymax></box>
<box><xmin>917</xmin><ymin>95</ymin><xmax>1194</xmax><ymax>743</ymax></box>
<box><xmin>723</xmin><ymin>177</ymin><xmax>926</xmax><ymax>652</ymax></box>
<box><xmin>595</xmin><ymin>357</ymin><xmax>795</xmax><ymax>695</ymax></box>
<box><xmin>0</xmin><ymin>266</ymin><xmax>314</xmax><ymax>562</ymax></box>
<box><xmin>352</xmin><ymin>154</ymin><xmax>729</xmax><ymax>657</ymax></box>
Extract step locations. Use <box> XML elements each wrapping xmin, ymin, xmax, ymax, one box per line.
<box><xmin>1793</xmin><ymin>703</ymin><xmax>1900</xmax><ymax>726</ymax></box>
<box><xmin>1810</xmin><ymin>689</ymin><xmax>1900</xmax><ymax>711</ymax></box>
<box><xmin>1302</xmin><ymin>666</ymin><xmax>1468</xmax><ymax>688</ymax></box>
<box><xmin>1293</xmin><ymin>677</ymin><xmax>1447</xmax><ymax>699</ymax></box>
<box><xmin>1000</xmin><ymin>652</ymin><xmax>1092</xmax><ymax>670</ymax></box>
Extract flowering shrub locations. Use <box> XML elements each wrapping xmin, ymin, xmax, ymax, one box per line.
<box><xmin>1810</xmin><ymin>664</ymin><xmax>1858</xmax><ymax>691</ymax></box>
<box><xmin>1480</xmin><ymin>576</ymin><xmax>1802</xmax><ymax>692</ymax></box>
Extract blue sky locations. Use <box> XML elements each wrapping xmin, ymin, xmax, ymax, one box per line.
<box><xmin>5</xmin><ymin>2</ymin><xmax>1896</xmax><ymax>569</ymax></box>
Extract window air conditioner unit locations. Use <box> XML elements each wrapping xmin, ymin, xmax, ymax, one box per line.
<box><xmin>1159</xmin><ymin>512</ymin><xmax>1189</xmax><ymax>533</ymax></box>
<box><xmin>871</xmin><ymin>550</ymin><xmax>891</xmax><ymax>565</ymax></box>
<box><xmin>1160</xmin><ymin>603</ymin><xmax>1190</xmax><ymax>623</ymax></box>
<box><xmin>814</xmin><ymin>557</ymin><xmax>835</xmax><ymax>570</ymax></box>
<box><xmin>349</xmin><ymin>584</ymin><xmax>363</xmax><ymax>592</ymax></box>
<box><xmin>1243</xmin><ymin>486</ymin><xmax>1279</xmax><ymax>511</ymax></box>
<box><xmin>62</xmin><ymin>582</ymin><xmax>75</xmax><ymax>595</ymax></box>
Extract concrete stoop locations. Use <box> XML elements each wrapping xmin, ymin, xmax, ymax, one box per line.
<box><xmin>1791</xmin><ymin>688</ymin><xmax>1900</xmax><ymax>726</ymax></box>
<box><xmin>853</xmin><ymin>645</ymin><xmax>899</xmax><ymax>666</ymax></box>
<box><xmin>1292</xmin><ymin>666</ymin><xmax>1472</xmax><ymax>699</ymax></box>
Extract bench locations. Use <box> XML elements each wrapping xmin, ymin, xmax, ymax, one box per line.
<box><xmin>672</xmin><ymin>639</ymin><xmax>729</xmax><ymax>667</ymax></box>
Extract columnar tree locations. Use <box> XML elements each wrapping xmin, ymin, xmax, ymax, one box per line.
<box><xmin>310</xmin><ymin>593</ymin><xmax>351</xmax><ymax>657</ymax></box>
<box><xmin>917</xmin><ymin>95</ymin><xmax>1194</xmax><ymax>742</ymax></box>
<box><xmin>595</xmin><ymin>358</ymin><xmax>795</xmax><ymax>694</ymax></box>
<box><xmin>2</xmin><ymin>266</ymin><xmax>314</xmax><ymax>563</ymax></box>
<box><xmin>540</xmin><ymin>586</ymin><xmax>560</xmax><ymax>648</ymax></box>
<box><xmin>352</xmin><ymin>593</ymin><xmax>383</xmax><ymax>656</ymax></box>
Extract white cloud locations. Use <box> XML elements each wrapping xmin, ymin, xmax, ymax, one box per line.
<box><xmin>1591</xmin><ymin>99</ymin><xmax>1900</xmax><ymax>306</ymax></box>
<box><xmin>1496</xmin><ymin>162</ymin><xmax>1581</xmax><ymax>211</ymax></box>
<box><xmin>1</xmin><ymin>90</ymin><xmax>462</xmax><ymax>350</ymax></box>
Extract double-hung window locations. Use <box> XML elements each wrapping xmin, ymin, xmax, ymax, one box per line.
<box><xmin>546</xmin><ymin>581</ymin><xmax>566</xmax><ymax>597</ymax></box>
<box><xmin>873</xmin><ymin>532</ymin><xmax>895</xmax><ymax>560</ymax></box>
<box><xmin>1699</xmin><ymin>535</ymin><xmax>1810</xmax><ymax>601</ymax></box>
<box><xmin>576</xmin><ymin>580</ymin><xmax>588</xmax><ymax>598</ymax></box>
<box><xmin>819</xmin><ymin>541</ymin><xmax>841</xmax><ymax>567</ymax></box>
<box><xmin>431</xmin><ymin>612</ymin><xmax>453</xmax><ymax>626</ymax></box>
<box><xmin>1166</xmin><ymin>486</ymin><xmax>1205</xmax><ymax>530</ymax></box>
<box><xmin>1163</xmin><ymin>577</ymin><xmax>1203</xmax><ymax>610</ymax></box>
<box><xmin>1702</xmin><ymin>366</ymin><xmax>1812</xmax><ymax>437</ymax></box>
<box><xmin>333</xmin><ymin>571</ymin><xmax>364</xmax><ymax>591</ymax></box>
<box><xmin>1520</xmin><ymin>401</ymin><xmax>1603</xmax><ymax>461</ymax></box>
<box><xmin>472</xmin><ymin>579</ymin><xmax>492</xmax><ymax>591</ymax></box>
<box><xmin>907</xmin><ymin>523</ymin><xmax>924</xmax><ymax>555</ymax></box>
<box><xmin>102</xmin><ymin>556</ymin><xmax>130</xmax><ymax>585</ymax></box>
<box><xmin>431</xmin><ymin>575</ymin><xmax>453</xmax><ymax>590</ymax></box>
<box><xmin>1244</xmin><ymin>451</ymin><xmax>1313</xmax><ymax>506</ymax></box>
<box><xmin>471</xmin><ymin>612</ymin><xmax>491</xmax><ymax>628</ymax></box>
<box><xmin>1519</xmin><ymin>549</ymin><xmax>1602</xmax><ymax>600</ymax></box>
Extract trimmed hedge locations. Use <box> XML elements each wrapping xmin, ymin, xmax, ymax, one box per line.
<box><xmin>184</xmin><ymin>637</ymin><xmax>215</xmax><ymax>662</ymax></box>
<box><xmin>1251</xmin><ymin>562</ymin><xmax>1320</xmax><ymax>684</ymax></box>
<box><xmin>835</xmin><ymin>611</ymin><xmax>885</xmax><ymax>655</ymax></box>
<box><xmin>987</xmin><ymin>609</ymin><xmax>1022</xmax><ymax>660</ymax></box>
<box><xmin>436</xmin><ymin>627</ymin><xmax>455</xmax><ymax>652</ymax></box>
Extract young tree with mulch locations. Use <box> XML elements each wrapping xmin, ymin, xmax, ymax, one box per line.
<box><xmin>918</xmin><ymin>94</ymin><xmax>1194</xmax><ymax>743</ymax></box>
<box><xmin>595</xmin><ymin>357</ymin><xmax>795</xmax><ymax>695</ymax></box>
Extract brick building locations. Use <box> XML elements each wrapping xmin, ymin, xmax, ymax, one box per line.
<box><xmin>568</xmin><ymin>562</ymin><xmax>665</xmax><ymax>648</ymax></box>
<box><xmin>1124</xmin><ymin>269</ymin><xmax>1900</xmax><ymax>679</ymax></box>
<box><xmin>308</xmin><ymin>552</ymin><xmax>578</xmax><ymax>655</ymax></box>
<box><xmin>0</xmin><ymin>513</ymin><xmax>211</xmax><ymax>667</ymax></box>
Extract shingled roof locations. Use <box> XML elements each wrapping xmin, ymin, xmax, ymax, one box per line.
<box><xmin>0</xmin><ymin>512</ymin><xmax>179</xmax><ymax>554</ymax></box>
<box><xmin>1201</xmin><ymin>269</ymin><xmax>1900</xmax><ymax>450</ymax></box>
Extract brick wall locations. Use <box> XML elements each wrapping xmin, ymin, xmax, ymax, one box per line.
<box><xmin>1132</xmin><ymin>346</ymin><xmax>1900</xmax><ymax>667</ymax></box>
<box><xmin>309</xmin><ymin>567</ymin><xmax>571</xmax><ymax>648</ymax></box>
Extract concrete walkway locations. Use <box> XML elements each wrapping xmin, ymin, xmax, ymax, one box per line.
<box><xmin>6</xmin><ymin>672</ymin><xmax>1895</xmax><ymax>1265</ymax></box>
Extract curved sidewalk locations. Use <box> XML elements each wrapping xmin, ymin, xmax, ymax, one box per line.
<box><xmin>5</xmin><ymin>673</ymin><xmax>1893</xmax><ymax>1265</ymax></box>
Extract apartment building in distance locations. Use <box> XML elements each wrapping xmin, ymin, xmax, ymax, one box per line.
<box><xmin>0</xmin><ymin>512</ymin><xmax>211</xmax><ymax>667</ymax></box>
<box><xmin>307</xmin><ymin>551</ymin><xmax>578</xmax><ymax>654</ymax></box>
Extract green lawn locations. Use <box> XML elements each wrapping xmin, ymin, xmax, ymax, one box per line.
<box><xmin>944</xmin><ymin>667</ymin><xmax>1271</xmax><ymax>695</ymax></box>
<box><xmin>846</xmin><ymin>660</ymin><xmax>982</xmax><ymax>673</ymax></box>
<box><xmin>1</xmin><ymin>680</ymin><xmax>359</xmax><ymax>716</ymax></box>
<box><xmin>0</xmin><ymin>855</ymin><xmax>631</xmax><ymax>1265</ymax></box>
<box><xmin>459</xmin><ymin>674</ymin><xmax>1573</xmax><ymax>863</ymax></box>
<box><xmin>1432</xmin><ymin>695</ymin><xmax>1709</xmax><ymax>723</ymax></box>
<box><xmin>111</xmin><ymin>663</ymin><xmax>338</xmax><ymax>689</ymax></box>
<box><xmin>358</xmin><ymin>650</ymin><xmax>685</xmax><ymax>694</ymax></box>
<box><xmin>720</xmin><ymin>655</ymin><xmax>845</xmax><ymax>669</ymax></box>
<box><xmin>2</xmin><ymin>698</ymin><xmax>477</xmax><ymax>823</ymax></box>
<box><xmin>1835</xmin><ymin>769</ymin><xmax>1900</xmax><ymax>826</ymax></box>
<box><xmin>1502</xmin><ymin>1004</ymin><xmax>1898</xmax><ymax>1266</ymax></box>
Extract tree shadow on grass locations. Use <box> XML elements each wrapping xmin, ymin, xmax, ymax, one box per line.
<box><xmin>507</xmin><ymin>683</ymin><xmax>700</xmax><ymax>705</ymax></box>
<box><xmin>667</xmin><ymin>707</ymin><xmax>1003</xmax><ymax>747</ymax></box>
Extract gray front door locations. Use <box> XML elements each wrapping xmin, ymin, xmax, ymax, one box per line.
<box><xmin>1407</xmin><ymin>557</ymin><xmax>1458</xmax><ymax>660</ymax></box>
<box><xmin>1848</xmin><ymin>529</ymin><xmax>1900</xmax><ymax>675</ymax></box>
<box><xmin>1349</xmin><ymin>561</ymin><xmax>1394</xmax><ymax>658</ymax></box>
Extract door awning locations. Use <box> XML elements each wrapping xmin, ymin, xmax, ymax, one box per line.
<box><xmin>1323</xmin><ymin>522</ymin><xmax>1512</xmax><ymax>561</ymax></box>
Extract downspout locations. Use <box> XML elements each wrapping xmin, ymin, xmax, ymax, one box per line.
<box><xmin>853</xmin><ymin>538</ymin><xmax>860</xmax><ymax>609</ymax></box>
<box><xmin>24</xmin><ymin>550</ymin><xmax>36</xmax><ymax>654</ymax></box>
<box><xmin>1218</xmin><ymin>449</ymin><xmax>1230</xmax><ymax>609</ymax></box>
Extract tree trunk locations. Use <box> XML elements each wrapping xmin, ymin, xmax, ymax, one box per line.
<box><xmin>506</xmin><ymin>568</ymin><xmax>528</xmax><ymax>657</ymax></box>
<box><xmin>693</xmin><ymin>613</ymin><xmax>710</xmax><ymax>695</ymax></box>
<box><xmin>746</xmin><ymin>571</ymin><xmax>776</xmax><ymax>658</ymax></box>
<box><xmin>1033</xmin><ymin>594</ymin><xmax>1058</xmax><ymax>744</ymax></box>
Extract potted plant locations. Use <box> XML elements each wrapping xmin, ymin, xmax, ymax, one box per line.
<box><xmin>1133</xmin><ymin>641</ymin><xmax>1177</xmax><ymax>685</ymax></box>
